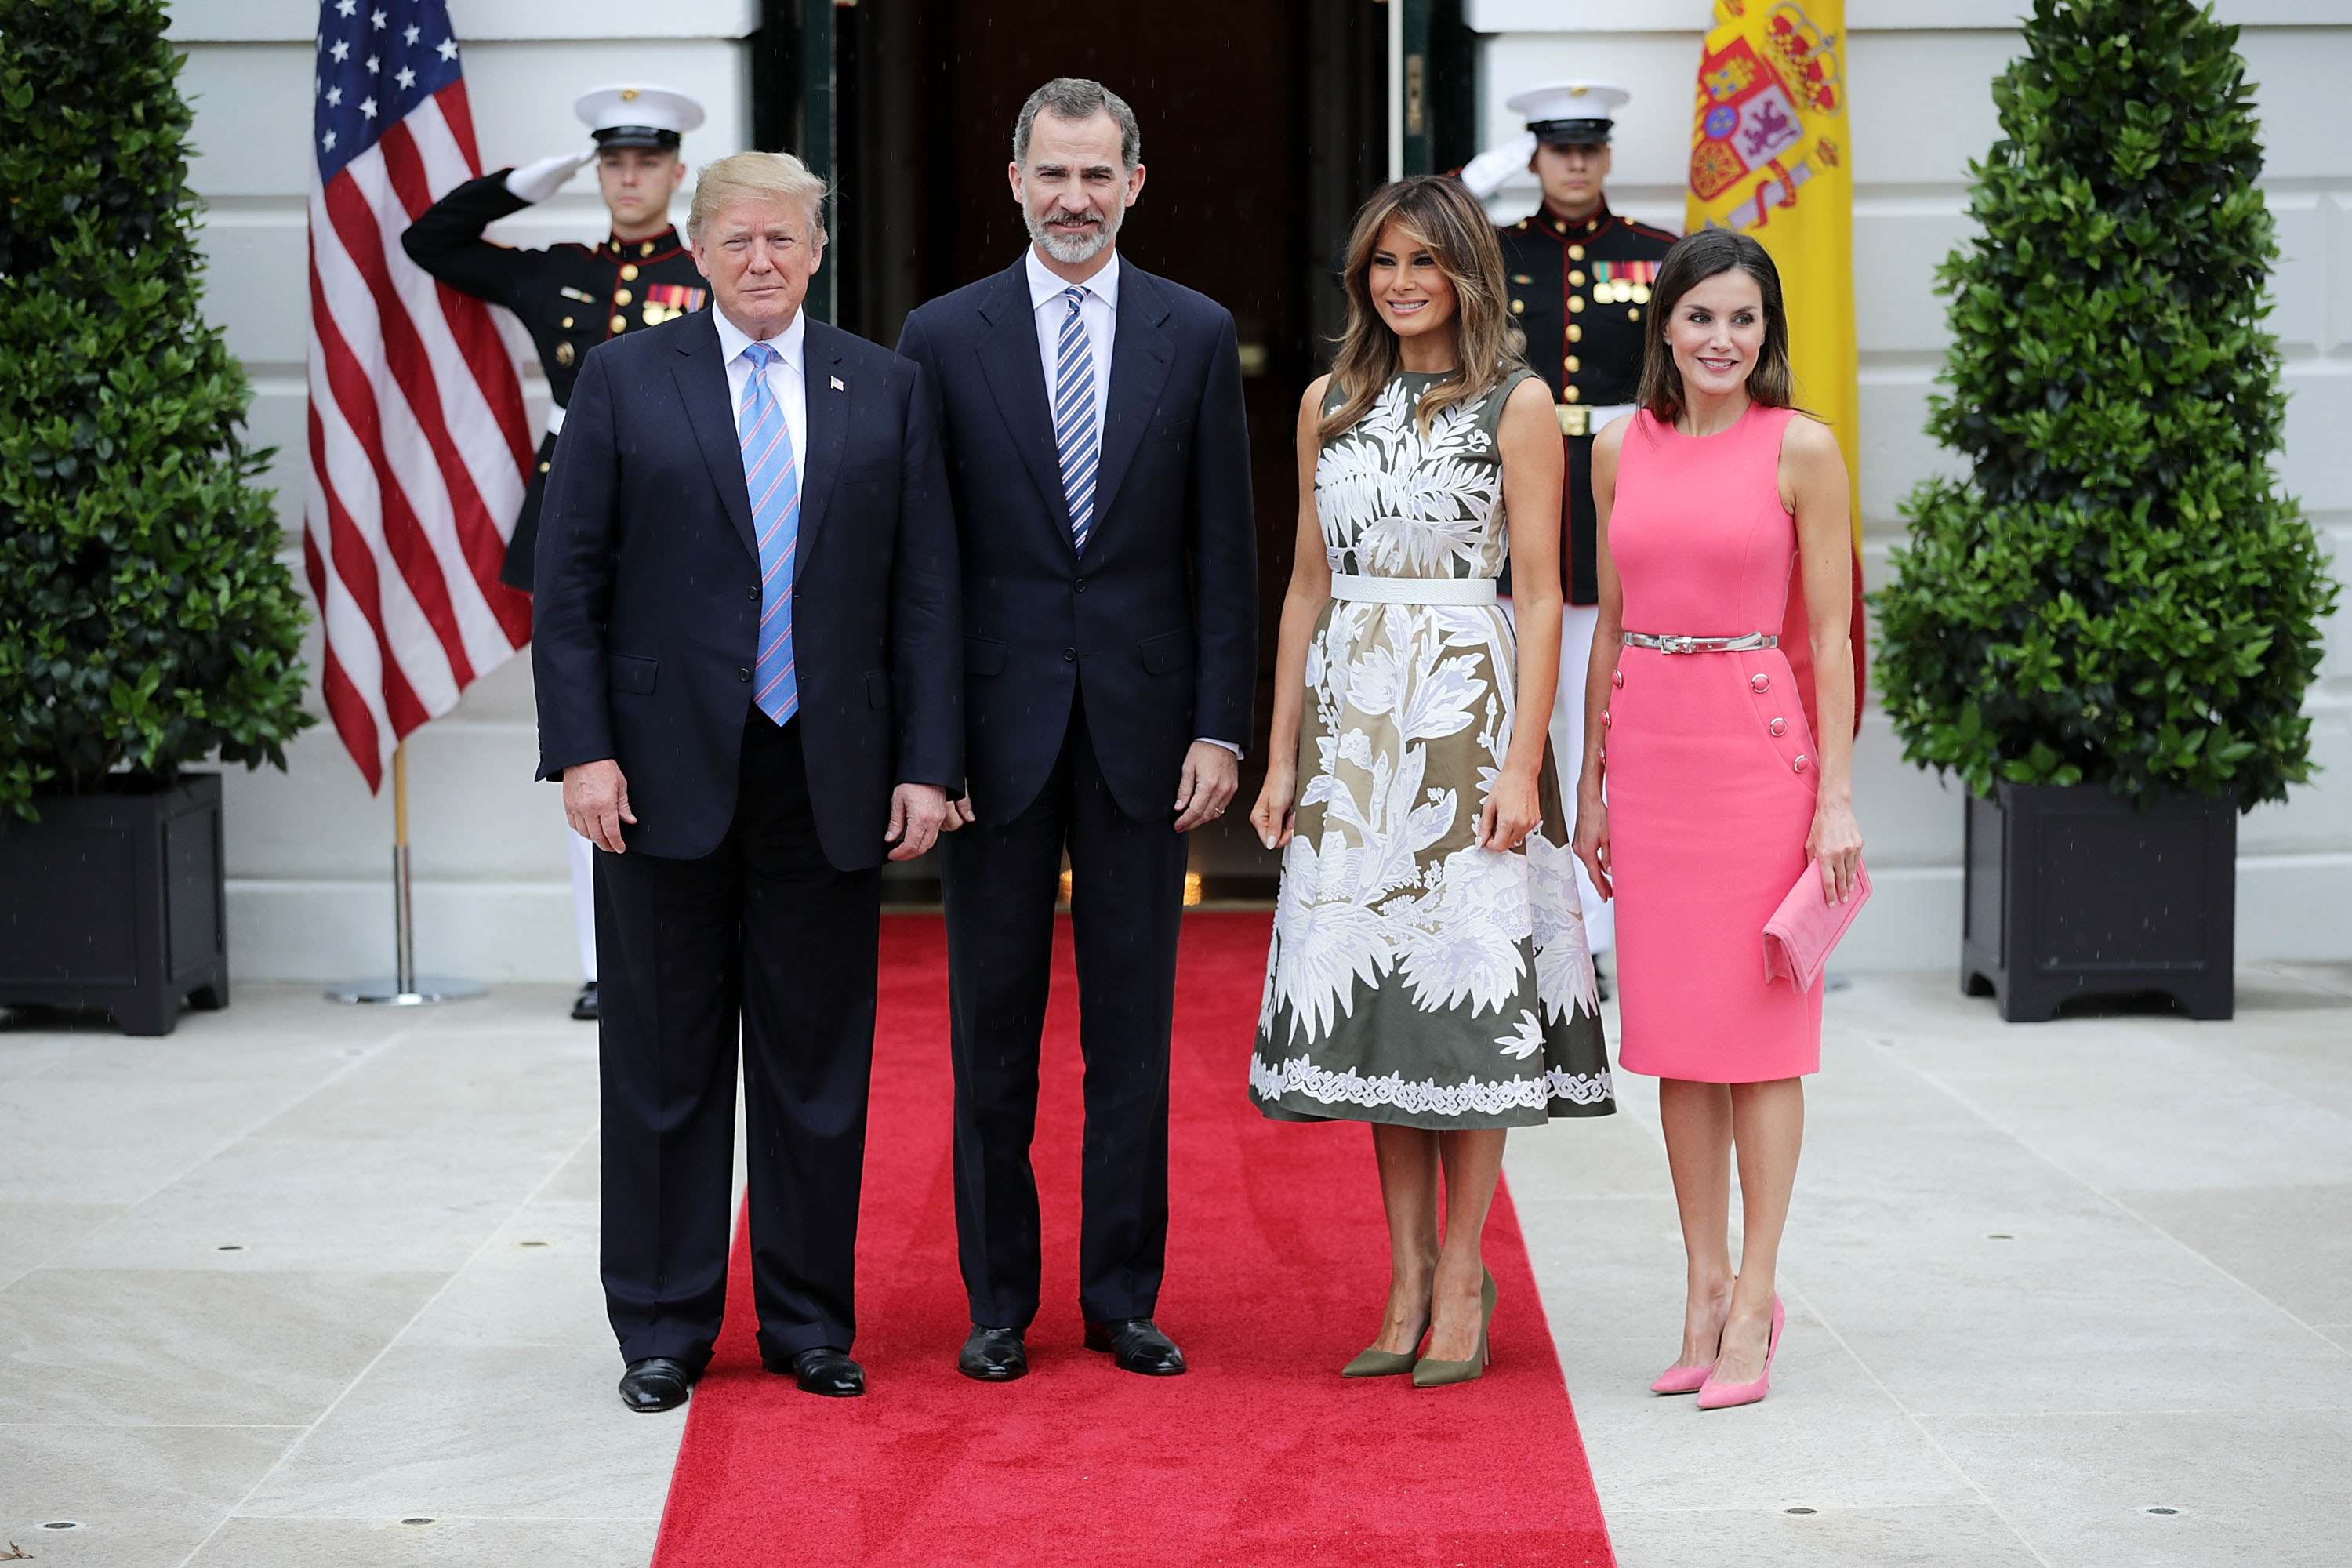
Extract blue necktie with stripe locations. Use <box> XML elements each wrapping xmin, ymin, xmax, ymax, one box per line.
<box><xmin>1052</xmin><ymin>286</ymin><xmax>1099</xmax><ymax>553</ymax></box>
<box><xmin>740</xmin><ymin>339</ymin><xmax>799</xmax><ymax>726</ymax></box>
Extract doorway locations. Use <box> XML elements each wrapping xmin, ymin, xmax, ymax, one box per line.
<box><xmin>760</xmin><ymin>0</ymin><xmax>1392</xmax><ymax>891</ymax></box>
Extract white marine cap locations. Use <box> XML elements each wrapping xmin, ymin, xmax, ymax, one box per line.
<box><xmin>573</xmin><ymin>84</ymin><xmax>706</xmax><ymax>151</ymax></box>
<box><xmin>1504</xmin><ymin>82</ymin><xmax>1631</xmax><ymax>146</ymax></box>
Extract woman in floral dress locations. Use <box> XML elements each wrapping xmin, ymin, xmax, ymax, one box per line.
<box><xmin>1247</xmin><ymin>177</ymin><xmax>1613</xmax><ymax>1388</ymax></box>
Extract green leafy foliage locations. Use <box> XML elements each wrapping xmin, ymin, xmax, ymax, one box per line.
<box><xmin>0</xmin><ymin>0</ymin><xmax>312</xmax><ymax>817</ymax></box>
<box><xmin>1872</xmin><ymin>0</ymin><xmax>2336</xmax><ymax>811</ymax></box>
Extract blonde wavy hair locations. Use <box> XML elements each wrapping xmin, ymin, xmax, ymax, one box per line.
<box><xmin>688</xmin><ymin>151</ymin><xmax>828</xmax><ymax>243</ymax></box>
<box><xmin>1320</xmin><ymin>176</ymin><xmax>1523</xmax><ymax>444</ymax></box>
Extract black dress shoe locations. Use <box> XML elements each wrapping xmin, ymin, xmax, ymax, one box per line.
<box><xmin>958</xmin><ymin>1324</ymin><xmax>1029</xmax><ymax>1382</ymax></box>
<box><xmin>617</xmin><ymin>1356</ymin><xmax>691</xmax><ymax>1412</ymax></box>
<box><xmin>773</xmin><ymin>1345</ymin><xmax>864</xmax><ymax>1397</ymax></box>
<box><xmin>1084</xmin><ymin>1318</ymin><xmax>1187</xmax><ymax>1376</ymax></box>
<box><xmin>571</xmin><ymin>982</ymin><xmax>599</xmax><ymax>1022</ymax></box>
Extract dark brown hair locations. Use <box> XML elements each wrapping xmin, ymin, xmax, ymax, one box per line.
<box><xmin>1322</xmin><ymin>176</ymin><xmax>1523</xmax><ymax>443</ymax></box>
<box><xmin>1636</xmin><ymin>230</ymin><xmax>1797</xmax><ymax>426</ymax></box>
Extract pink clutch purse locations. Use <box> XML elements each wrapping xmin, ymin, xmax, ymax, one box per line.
<box><xmin>1762</xmin><ymin>859</ymin><xmax>1871</xmax><ymax>990</ymax></box>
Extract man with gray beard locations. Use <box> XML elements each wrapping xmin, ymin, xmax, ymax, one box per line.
<box><xmin>897</xmin><ymin>78</ymin><xmax>1256</xmax><ymax>1383</ymax></box>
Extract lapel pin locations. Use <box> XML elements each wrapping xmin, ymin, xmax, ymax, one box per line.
<box><xmin>829</xmin><ymin>376</ymin><xmax>844</xmax><ymax>391</ymax></box>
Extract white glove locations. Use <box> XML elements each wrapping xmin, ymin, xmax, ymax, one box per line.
<box><xmin>506</xmin><ymin>149</ymin><xmax>596</xmax><ymax>205</ymax></box>
<box><xmin>1457</xmin><ymin>132</ymin><xmax>1538</xmax><ymax>199</ymax></box>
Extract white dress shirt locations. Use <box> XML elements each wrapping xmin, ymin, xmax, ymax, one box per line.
<box><xmin>1021</xmin><ymin>246</ymin><xmax>1240</xmax><ymax>762</ymax></box>
<box><xmin>1026</xmin><ymin>245</ymin><xmax>1117</xmax><ymax>434</ymax></box>
<box><xmin>713</xmin><ymin>304</ymin><xmax>808</xmax><ymax>503</ymax></box>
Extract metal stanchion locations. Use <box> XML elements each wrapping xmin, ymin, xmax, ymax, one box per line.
<box><xmin>325</xmin><ymin>742</ymin><xmax>485</xmax><ymax>1006</ymax></box>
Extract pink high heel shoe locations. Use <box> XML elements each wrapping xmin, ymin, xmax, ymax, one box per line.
<box><xmin>1695</xmin><ymin>1296</ymin><xmax>1784</xmax><ymax>1410</ymax></box>
<box><xmin>1651</xmin><ymin>1291</ymin><xmax>1732</xmax><ymax>1394</ymax></box>
<box><xmin>1650</xmin><ymin>1361</ymin><xmax>1712</xmax><ymax>1396</ymax></box>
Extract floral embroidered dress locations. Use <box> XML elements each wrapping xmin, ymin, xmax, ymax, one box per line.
<box><xmin>1250</xmin><ymin>368</ymin><xmax>1615</xmax><ymax>1130</ymax></box>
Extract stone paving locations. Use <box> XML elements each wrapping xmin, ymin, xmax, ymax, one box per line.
<box><xmin>3</xmin><ymin>953</ymin><xmax>2348</xmax><ymax>1566</ymax></box>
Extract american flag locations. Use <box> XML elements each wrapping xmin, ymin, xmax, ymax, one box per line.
<box><xmin>304</xmin><ymin>0</ymin><xmax>533</xmax><ymax>790</ymax></box>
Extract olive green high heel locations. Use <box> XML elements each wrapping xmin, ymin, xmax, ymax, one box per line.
<box><xmin>1411</xmin><ymin>1268</ymin><xmax>1497</xmax><ymax>1388</ymax></box>
<box><xmin>1342</xmin><ymin>1290</ymin><xmax>1432</xmax><ymax>1377</ymax></box>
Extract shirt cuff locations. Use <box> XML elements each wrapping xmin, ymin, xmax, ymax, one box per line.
<box><xmin>1195</xmin><ymin>737</ymin><xmax>1243</xmax><ymax>759</ymax></box>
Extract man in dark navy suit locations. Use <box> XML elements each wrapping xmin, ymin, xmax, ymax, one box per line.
<box><xmin>897</xmin><ymin>78</ymin><xmax>1256</xmax><ymax>1384</ymax></box>
<box><xmin>535</xmin><ymin>151</ymin><xmax>960</xmax><ymax>1411</ymax></box>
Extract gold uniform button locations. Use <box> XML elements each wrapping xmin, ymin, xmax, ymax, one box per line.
<box><xmin>1568</xmin><ymin>245</ymin><xmax>1585</xmax><ymax>260</ymax></box>
<box><xmin>539</xmin><ymin>460</ymin><xmax>551</xmax><ymax>473</ymax></box>
<box><xmin>1568</xmin><ymin>324</ymin><xmax>1583</xmax><ymax>342</ymax></box>
<box><xmin>1566</xmin><ymin>355</ymin><xmax>1581</xmax><ymax>372</ymax></box>
<box><xmin>1565</xmin><ymin>387</ymin><xmax>1581</xmax><ymax>402</ymax></box>
<box><xmin>1569</xmin><ymin>296</ymin><xmax>1586</xmax><ymax>313</ymax></box>
<box><xmin>613</xmin><ymin>289</ymin><xmax>633</xmax><ymax>306</ymax></box>
<box><xmin>640</xmin><ymin>241</ymin><xmax>655</xmax><ymax>257</ymax></box>
<box><xmin>1510</xmin><ymin>299</ymin><xmax>1524</xmax><ymax>314</ymax></box>
<box><xmin>1569</xmin><ymin>270</ymin><xmax>1585</xmax><ymax>286</ymax></box>
<box><xmin>1628</xmin><ymin>307</ymin><xmax>1641</xmax><ymax>320</ymax></box>
<box><xmin>611</xmin><ymin>314</ymin><xmax>628</xmax><ymax>333</ymax></box>
<box><xmin>619</xmin><ymin>263</ymin><xmax>640</xmax><ymax>281</ymax></box>
<box><xmin>561</xmin><ymin>315</ymin><xmax>574</xmax><ymax>328</ymax></box>
<box><xmin>1554</xmin><ymin>220</ymin><xmax>1567</xmax><ymax>233</ymax></box>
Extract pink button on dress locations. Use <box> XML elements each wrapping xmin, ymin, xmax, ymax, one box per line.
<box><xmin>1605</xmin><ymin>402</ymin><xmax>1821</xmax><ymax>1082</ymax></box>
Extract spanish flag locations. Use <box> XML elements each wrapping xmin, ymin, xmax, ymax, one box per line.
<box><xmin>1686</xmin><ymin>0</ymin><xmax>1865</xmax><ymax>733</ymax></box>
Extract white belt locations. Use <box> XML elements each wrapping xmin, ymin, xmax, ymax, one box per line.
<box><xmin>546</xmin><ymin>404</ymin><xmax>567</xmax><ymax>437</ymax></box>
<box><xmin>1556</xmin><ymin>401</ymin><xmax>1637</xmax><ymax>438</ymax></box>
<box><xmin>1330</xmin><ymin>573</ymin><xmax>1497</xmax><ymax>606</ymax></box>
<box><xmin>1624</xmin><ymin>631</ymin><xmax>1778</xmax><ymax>653</ymax></box>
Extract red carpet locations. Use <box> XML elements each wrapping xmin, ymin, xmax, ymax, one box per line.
<box><xmin>652</xmin><ymin>913</ymin><xmax>1616</xmax><ymax>1567</ymax></box>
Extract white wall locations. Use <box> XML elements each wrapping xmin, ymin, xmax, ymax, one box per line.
<box><xmin>1468</xmin><ymin>0</ymin><xmax>2352</xmax><ymax>968</ymax></box>
<box><xmin>172</xmin><ymin>0</ymin><xmax>2348</xmax><ymax>978</ymax></box>
<box><xmin>171</xmin><ymin>0</ymin><xmax>757</xmax><ymax>981</ymax></box>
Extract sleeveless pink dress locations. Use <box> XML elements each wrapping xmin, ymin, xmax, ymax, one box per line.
<box><xmin>1606</xmin><ymin>403</ymin><xmax>1820</xmax><ymax>1081</ymax></box>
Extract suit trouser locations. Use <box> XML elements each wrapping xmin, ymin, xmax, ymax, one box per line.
<box><xmin>941</xmin><ymin>691</ymin><xmax>1189</xmax><ymax>1330</ymax></box>
<box><xmin>594</xmin><ymin>713</ymin><xmax>881</xmax><ymax>1371</ymax></box>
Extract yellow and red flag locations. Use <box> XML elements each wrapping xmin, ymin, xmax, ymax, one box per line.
<box><xmin>1686</xmin><ymin>0</ymin><xmax>1865</xmax><ymax>732</ymax></box>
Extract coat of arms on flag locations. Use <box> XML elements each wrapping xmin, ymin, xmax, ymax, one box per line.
<box><xmin>1688</xmin><ymin>2</ymin><xmax>1846</xmax><ymax>231</ymax></box>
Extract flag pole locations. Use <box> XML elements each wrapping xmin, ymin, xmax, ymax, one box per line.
<box><xmin>325</xmin><ymin>740</ymin><xmax>485</xmax><ymax>1007</ymax></box>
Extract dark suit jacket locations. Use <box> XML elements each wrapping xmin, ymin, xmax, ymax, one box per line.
<box><xmin>532</xmin><ymin>308</ymin><xmax>961</xmax><ymax>869</ymax></box>
<box><xmin>896</xmin><ymin>258</ymin><xmax>1255</xmax><ymax>826</ymax></box>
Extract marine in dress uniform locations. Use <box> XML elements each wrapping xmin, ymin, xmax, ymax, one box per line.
<box><xmin>401</xmin><ymin>84</ymin><xmax>712</xmax><ymax>1022</ymax></box>
<box><xmin>1461</xmin><ymin>82</ymin><xmax>1678</xmax><ymax>964</ymax></box>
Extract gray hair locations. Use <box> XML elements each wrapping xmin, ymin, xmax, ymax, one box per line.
<box><xmin>1012</xmin><ymin>78</ymin><xmax>1141</xmax><ymax>171</ymax></box>
<box><xmin>688</xmin><ymin>150</ymin><xmax>827</xmax><ymax>242</ymax></box>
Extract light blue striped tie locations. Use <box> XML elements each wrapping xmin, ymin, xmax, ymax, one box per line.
<box><xmin>740</xmin><ymin>339</ymin><xmax>798</xmax><ymax>726</ymax></box>
<box><xmin>1051</xmin><ymin>286</ymin><xmax>1098</xmax><ymax>553</ymax></box>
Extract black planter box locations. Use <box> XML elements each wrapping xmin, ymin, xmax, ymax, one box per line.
<box><xmin>0</xmin><ymin>774</ymin><xmax>229</xmax><ymax>1036</ymax></box>
<box><xmin>1962</xmin><ymin>781</ymin><xmax>2235</xmax><ymax>1022</ymax></box>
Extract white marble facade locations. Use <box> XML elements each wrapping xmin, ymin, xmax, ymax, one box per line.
<box><xmin>170</xmin><ymin>0</ymin><xmax>2347</xmax><ymax>978</ymax></box>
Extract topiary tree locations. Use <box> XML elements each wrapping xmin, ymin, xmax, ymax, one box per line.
<box><xmin>0</xmin><ymin>0</ymin><xmax>312</xmax><ymax>819</ymax></box>
<box><xmin>1873</xmin><ymin>0</ymin><xmax>2337</xmax><ymax>811</ymax></box>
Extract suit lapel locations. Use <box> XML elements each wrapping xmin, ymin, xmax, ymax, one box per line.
<box><xmin>973</xmin><ymin>260</ymin><xmax>1076</xmax><ymax>547</ymax></box>
<box><xmin>673</xmin><ymin>312</ymin><xmax>759</xmax><ymax>564</ymax></box>
<box><xmin>794</xmin><ymin>321</ymin><xmax>850</xmax><ymax>585</ymax></box>
<box><xmin>1087</xmin><ymin>263</ymin><xmax>1175</xmax><ymax>550</ymax></box>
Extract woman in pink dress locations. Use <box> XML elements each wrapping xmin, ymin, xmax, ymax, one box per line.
<box><xmin>1571</xmin><ymin>230</ymin><xmax>1863</xmax><ymax>1410</ymax></box>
